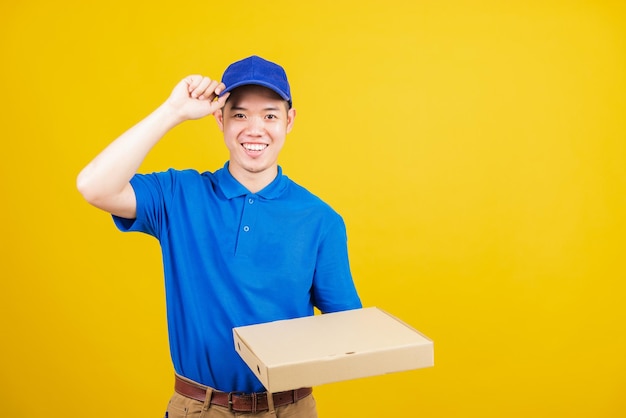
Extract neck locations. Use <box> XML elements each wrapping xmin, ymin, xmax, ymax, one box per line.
<box><xmin>228</xmin><ymin>164</ymin><xmax>278</xmax><ymax>194</ymax></box>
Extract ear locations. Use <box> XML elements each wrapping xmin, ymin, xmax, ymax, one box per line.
<box><xmin>213</xmin><ymin>108</ymin><xmax>224</xmax><ymax>132</ymax></box>
<box><xmin>286</xmin><ymin>108</ymin><xmax>296</xmax><ymax>134</ymax></box>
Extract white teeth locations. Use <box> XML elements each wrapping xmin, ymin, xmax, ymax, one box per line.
<box><xmin>243</xmin><ymin>143</ymin><xmax>267</xmax><ymax>151</ymax></box>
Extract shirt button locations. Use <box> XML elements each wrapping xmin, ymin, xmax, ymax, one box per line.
<box><xmin>248</xmin><ymin>198</ymin><xmax>254</xmax><ymax>204</ymax></box>
<box><xmin>243</xmin><ymin>226</ymin><xmax>250</xmax><ymax>232</ymax></box>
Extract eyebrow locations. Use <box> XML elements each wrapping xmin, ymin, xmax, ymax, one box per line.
<box><xmin>229</xmin><ymin>105</ymin><xmax>282</xmax><ymax>112</ymax></box>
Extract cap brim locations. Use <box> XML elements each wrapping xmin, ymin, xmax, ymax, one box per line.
<box><xmin>220</xmin><ymin>80</ymin><xmax>290</xmax><ymax>103</ymax></box>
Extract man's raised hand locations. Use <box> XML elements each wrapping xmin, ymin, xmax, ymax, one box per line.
<box><xmin>166</xmin><ymin>75</ymin><xmax>230</xmax><ymax>121</ymax></box>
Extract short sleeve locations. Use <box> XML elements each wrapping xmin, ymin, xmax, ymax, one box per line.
<box><xmin>112</xmin><ymin>171</ymin><xmax>174</xmax><ymax>239</ymax></box>
<box><xmin>312</xmin><ymin>213</ymin><xmax>362</xmax><ymax>313</ymax></box>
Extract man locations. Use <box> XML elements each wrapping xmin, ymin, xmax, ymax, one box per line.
<box><xmin>77</xmin><ymin>55</ymin><xmax>362</xmax><ymax>417</ymax></box>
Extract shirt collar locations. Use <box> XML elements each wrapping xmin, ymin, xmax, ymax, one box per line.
<box><xmin>216</xmin><ymin>161</ymin><xmax>289</xmax><ymax>200</ymax></box>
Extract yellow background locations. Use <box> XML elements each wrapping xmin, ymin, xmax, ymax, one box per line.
<box><xmin>1</xmin><ymin>0</ymin><xmax>625</xmax><ymax>417</ymax></box>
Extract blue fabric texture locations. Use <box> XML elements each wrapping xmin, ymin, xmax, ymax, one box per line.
<box><xmin>113</xmin><ymin>162</ymin><xmax>361</xmax><ymax>392</ymax></box>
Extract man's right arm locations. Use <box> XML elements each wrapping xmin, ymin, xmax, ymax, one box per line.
<box><xmin>76</xmin><ymin>75</ymin><xmax>229</xmax><ymax>219</ymax></box>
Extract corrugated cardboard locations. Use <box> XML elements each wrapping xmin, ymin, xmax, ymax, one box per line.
<box><xmin>233</xmin><ymin>307</ymin><xmax>433</xmax><ymax>392</ymax></box>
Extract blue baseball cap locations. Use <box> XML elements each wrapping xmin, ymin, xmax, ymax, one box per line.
<box><xmin>220</xmin><ymin>55</ymin><xmax>292</xmax><ymax>107</ymax></box>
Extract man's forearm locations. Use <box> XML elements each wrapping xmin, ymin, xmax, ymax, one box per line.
<box><xmin>76</xmin><ymin>102</ymin><xmax>182</xmax><ymax>206</ymax></box>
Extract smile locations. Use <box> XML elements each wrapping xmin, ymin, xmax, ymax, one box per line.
<box><xmin>242</xmin><ymin>143</ymin><xmax>268</xmax><ymax>151</ymax></box>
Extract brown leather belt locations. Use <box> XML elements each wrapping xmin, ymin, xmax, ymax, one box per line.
<box><xmin>174</xmin><ymin>375</ymin><xmax>313</xmax><ymax>413</ymax></box>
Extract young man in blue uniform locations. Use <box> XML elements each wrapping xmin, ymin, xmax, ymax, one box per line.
<box><xmin>77</xmin><ymin>56</ymin><xmax>362</xmax><ymax>417</ymax></box>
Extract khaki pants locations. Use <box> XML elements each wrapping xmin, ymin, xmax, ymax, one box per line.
<box><xmin>165</xmin><ymin>391</ymin><xmax>318</xmax><ymax>418</ymax></box>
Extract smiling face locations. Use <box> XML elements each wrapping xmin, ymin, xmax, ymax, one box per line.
<box><xmin>214</xmin><ymin>85</ymin><xmax>296</xmax><ymax>192</ymax></box>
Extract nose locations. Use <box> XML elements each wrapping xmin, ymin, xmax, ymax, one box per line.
<box><xmin>246</xmin><ymin>116</ymin><xmax>265</xmax><ymax>136</ymax></box>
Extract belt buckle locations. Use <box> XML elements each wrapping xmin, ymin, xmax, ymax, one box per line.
<box><xmin>227</xmin><ymin>392</ymin><xmax>238</xmax><ymax>411</ymax></box>
<box><xmin>228</xmin><ymin>391</ymin><xmax>254</xmax><ymax>413</ymax></box>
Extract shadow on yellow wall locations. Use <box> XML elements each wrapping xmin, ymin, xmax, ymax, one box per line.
<box><xmin>1</xmin><ymin>1</ymin><xmax>625</xmax><ymax>417</ymax></box>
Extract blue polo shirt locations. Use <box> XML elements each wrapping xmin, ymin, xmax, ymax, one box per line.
<box><xmin>113</xmin><ymin>162</ymin><xmax>361</xmax><ymax>392</ymax></box>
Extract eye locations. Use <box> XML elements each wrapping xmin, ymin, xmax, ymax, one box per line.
<box><xmin>233</xmin><ymin>113</ymin><xmax>246</xmax><ymax>119</ymax></box>
<box><xmin>265</xmin><ymin>114</ymin><xmax>278</xmax><ymax>120</ymax></box>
